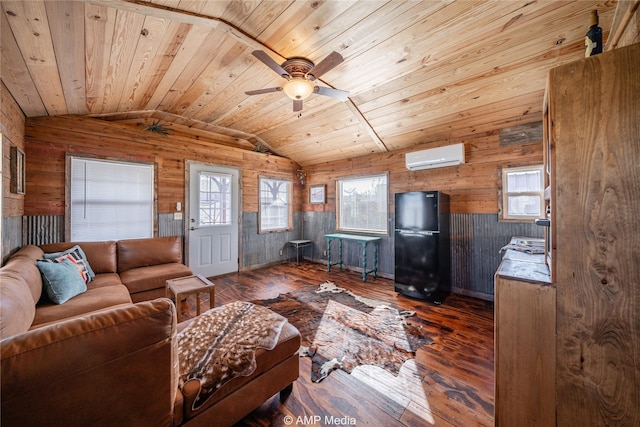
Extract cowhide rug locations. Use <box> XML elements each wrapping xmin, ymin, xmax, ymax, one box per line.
<box><xmin>251</xmin><ymin>281</ymin><xmax>434</xmax><ymax>382</ymax></box>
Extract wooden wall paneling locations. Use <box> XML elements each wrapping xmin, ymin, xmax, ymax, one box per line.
<box><xmin>305</xmin><ymin>130</ymin><xmax>543</xmax><ymax>215</ymax></box>
<box><xmin>1</xmin><ymin>82</ymin><xmax>26</xmax><ymax>220</ymax></box>
<box><xmin>24</xmin><ymin>115</ymin><xmax>302</xmax><ymax>218</ymax></box>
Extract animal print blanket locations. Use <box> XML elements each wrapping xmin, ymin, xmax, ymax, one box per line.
<box><xmin>177</xmin><ymin>301</ymin><xmax>287</xmax><ymax>410</ymax></box>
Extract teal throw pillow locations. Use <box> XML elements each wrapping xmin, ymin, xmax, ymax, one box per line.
<box><xmin>44</xmin><ymin>245</ymin><xmax>95</xmax><ymax>282</ymax></box>
<box><xmin>37</xmin><ymin>258</ymin><xmax>88</xmax><ymax>304</ymax></box>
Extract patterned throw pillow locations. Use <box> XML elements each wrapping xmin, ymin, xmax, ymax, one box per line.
<box><xmin>53</xmin><ymin>253</ymin><xmax>90</xmax><ymax>283</ymax></box>
<box><xmin>43</xmin><ymin>246</ymin><xmax>94</xmax><ymax>283</ymax></box>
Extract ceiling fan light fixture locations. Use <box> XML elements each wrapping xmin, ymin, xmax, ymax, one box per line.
<box><xmin>283</xmin><ymin>78</ymin><xmax>314</xmax><ymax>100</ymax></box>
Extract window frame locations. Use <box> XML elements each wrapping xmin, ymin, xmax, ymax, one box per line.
<box><xmin>500</xmin><ymin>164</ymin><xmax>545</xmax><ymax>221</ymax></box>
<box><xmin>336</xmin><ymin>172</ymin><xmax>389</xmax><ymax>235</ymax></box>
<box><xmin>66</xmin><ymin>154</ymin><xmax>156</xmax><ymax>241</ymax></box>
<box><xmin>258</xmin><ymin>175</ymin><xmax>293</xmax><ymax>233</ymax></box>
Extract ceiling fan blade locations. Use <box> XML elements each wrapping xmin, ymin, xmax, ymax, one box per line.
<box><xmin>307</xmin><ymin>51</ymin><xmax>344</xmax><ymax>79</ymax></box>
<box><xmin>251</xmin><ymin>50</ymin><xmax>289</xmax><ymax>78</ymax></box>
<box><xmin>293</xmin><ymin>100</ymin><xmax>303</xmax><ymax>112</ymax></box>
<box><xmin>245</xmin><ymin>87</ymin><xmax>282</xmax><ymax>96</ymax></box>
<box><xmin>314</xmin><ymin>86</ymin><xmax>350</xmax><ymax>101</ymax></box>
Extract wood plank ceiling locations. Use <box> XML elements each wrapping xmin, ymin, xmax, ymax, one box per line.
<box><xmin>1</xmin><ymin>0</ymin><xmax>617</xmax><ymax>166</ymax></box>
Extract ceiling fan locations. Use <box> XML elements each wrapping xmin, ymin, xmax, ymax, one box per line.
<box><xmin>245</xmin><ymin>50</ymin><xmax>350</xmax><ymax>112</ymax></box>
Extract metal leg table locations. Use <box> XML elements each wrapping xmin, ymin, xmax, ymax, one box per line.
<box><xmin>325</xmin><ymin>233</ymin><xmax>381</xmax><ymax>281</ymax></box>
<box><xmin>288</xmin><ymin>239</ymin><xmax>313</xmax><ymax>266</ymax></box>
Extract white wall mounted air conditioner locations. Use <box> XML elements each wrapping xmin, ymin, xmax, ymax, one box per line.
<box><xmin>405</xmin><ymin>143</ymin><xmax>465</xmax><ymax>171</ymax></box>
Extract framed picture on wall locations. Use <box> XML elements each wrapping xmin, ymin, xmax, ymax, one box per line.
<box><xmin>310</xmin><ymin>185</ymin><xmax>325</xmax><ymax>204</ymax></box>
<box><xmin>10</xmin><ymin>146</ymin><xmax>25</xmax><ymax>194</ymax></box>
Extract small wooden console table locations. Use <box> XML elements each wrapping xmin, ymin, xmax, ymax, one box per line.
<box><xmin>166</xmin><ymin>274</ymin><xmax>215</xmax><ymax>322</ymax></box>
<box><xmin>324</xmin><ymin>233</ymin><xmax>381</xmax><ymax>282</ymax></box>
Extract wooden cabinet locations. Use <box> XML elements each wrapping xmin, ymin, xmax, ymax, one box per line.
<box><xmin>548</xmin><ymin>42</ymin><xmax>640</xmax><ymax>425</ymax></box>
<box><xmin>495</xmin><ymin>247</ymin><xmax>555</xmax><ymax>426</ymax></box>
<box><xmin>495</xmin><ymin>42</ymin><xmax>639</xmax><ymax>426</ymax></box>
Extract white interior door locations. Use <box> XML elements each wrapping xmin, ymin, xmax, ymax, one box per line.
<box><xmin>187</xmin><ymin>163</ymin><xmax>239</xmax><ymax>277</ymax></box>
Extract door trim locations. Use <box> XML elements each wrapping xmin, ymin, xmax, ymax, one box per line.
<box><xmin>184</xmin><ymin>160</ymin><xmax>242</xmax><ymax>273</ymax></box>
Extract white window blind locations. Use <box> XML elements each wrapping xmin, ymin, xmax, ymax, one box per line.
<box><xmin>70</xmin><ymin>157</ymin><xmax>154</xmax><ymax>241</ymax></box>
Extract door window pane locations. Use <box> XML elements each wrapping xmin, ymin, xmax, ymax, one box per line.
<box><xmin>199</xmin><ymin>172</ymin><xmax>232</xmax><ymax>226</ymax></box>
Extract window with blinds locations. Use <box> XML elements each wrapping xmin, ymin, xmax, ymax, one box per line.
<box><xmin>69</xmin><ymin>157</ymin><xmax>154</xmax><ymax>241</ymax></box>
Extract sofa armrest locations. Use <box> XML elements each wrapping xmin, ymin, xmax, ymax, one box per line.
<box><xmin>1</xmin><ymin>298</ymin><xmax>179</xmax><ymax>426</ymax></box>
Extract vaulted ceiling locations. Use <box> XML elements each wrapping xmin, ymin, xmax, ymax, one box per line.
<box><xmin>1</xmin><ymin>1</ymin><xmax>618</xmax><ymax>166</ymax></box>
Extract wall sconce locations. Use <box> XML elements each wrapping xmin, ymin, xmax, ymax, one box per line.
<box><xmin>297</xmin><ymin>169</ymin><xmax>307</xmax><ymax>186</ymax></box>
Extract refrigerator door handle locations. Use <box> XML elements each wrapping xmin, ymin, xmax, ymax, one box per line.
<box><xmin>395</xmin><ymin>229</ymin><xmax>439</xmax><ymax>235</ymax></box>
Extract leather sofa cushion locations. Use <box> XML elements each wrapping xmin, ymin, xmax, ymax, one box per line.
<box><xmin>32</xmin><ymin>283</ymin><xmax>132</xmax><ymax>328</ymax></box>
<box><xmin>117</xmin><ymin>236</ymin><xmax>183</xmax><ymax>272</ymax></box>
<box><xmin>86</xmin><ymin>272</ymin><xmax>124</xmax><ymax>289</ymax></box>
<box><xmin>40</xmin><ymin>241</ymin><xmax>117</xmax><ymax>274</ymax></box>
<box><xmin>120</xmin><ymin>263</ymin><xmax>192</xmax><ymax>295</ymax></box>
<box><xmin>180</xmin><ymin>320</ymin><xmax>301</xmax><ymax>419</ymax></box>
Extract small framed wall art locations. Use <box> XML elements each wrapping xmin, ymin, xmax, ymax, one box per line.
<box><xmin>310</xmin><ymin>184</ymin><xmax>325</xmax><ymax>204</ymax></box>
<box><xmin>10</xmin><ymin>146</ymin><xmax>25</xmax><ymax>194</ymax></box>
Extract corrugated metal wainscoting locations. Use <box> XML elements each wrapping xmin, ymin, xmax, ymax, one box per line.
<box><xmin>450</xmin><ymin>213</ymin><xmax>543</xmax><ymax>300</ymax></box>
<box><xmin>18</xmin><ymin>213</ymin><xmax>543</xmax><ymax>300</ymax></box>
<box><xmin>23</xmin><ymin>215</ymin><xmax>65</xmax><ymax>246</ymax></box>
<box><xmin>21</xmin><ymin>214</ymin><xmax>183</xmax><ymax>246</ymax></box>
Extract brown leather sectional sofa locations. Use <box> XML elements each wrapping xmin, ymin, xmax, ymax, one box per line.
<box><xmin>0</xmin><ymin>236</ymin><xmax>301</xmax><ymax>426</ymax></box>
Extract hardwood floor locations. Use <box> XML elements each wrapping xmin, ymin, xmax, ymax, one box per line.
<box><xmin>187</xmin><ymin>261</ymin><xmax>495</xmax><ymax>427</ymax></box>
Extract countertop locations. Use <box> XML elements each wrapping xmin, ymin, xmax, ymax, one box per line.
<box><xmin>496</xmin><ymin>237</ymin><xmax>552</xmax><ymax>284</ymax></box>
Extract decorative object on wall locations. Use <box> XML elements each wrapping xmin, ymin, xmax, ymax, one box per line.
<box><xmin>297</xmin><ymin>170</ymin><xmax>307</xmax><ymax>186</ymax></box>
<box><xmin>10</xmin><ymin>146</ymin><xmax>25</xmax><ymax>194</ymax></box>
<box><xmin>253</xmin><ymin>143</ymin><xmax>270</xmax><ymax>153</ymax></box>
<box><xmin>143</xmin><ymin>120</ymin><xmax>169</xmax><ymax>136</ymax></box>
<box><xmin>499</xmin><ymin>121</ymin><xmax>543</xmax><ymax>146</ymax></box>
<box><xmin>310</xmin><ymin>185</ymin><xmax>325</xmax><ymax>204</ymax></box>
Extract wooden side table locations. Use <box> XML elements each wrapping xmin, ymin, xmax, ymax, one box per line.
<box><xmin>166</xmin><ymin>274</ymin><xmax>215</xmax><ymax>322</ymax></box>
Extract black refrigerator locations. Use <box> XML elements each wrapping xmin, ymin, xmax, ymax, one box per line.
<box><xmin>394</xmin><ymin>191</ymin><xmax>450</xmax><ymax>303</ymax></box>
